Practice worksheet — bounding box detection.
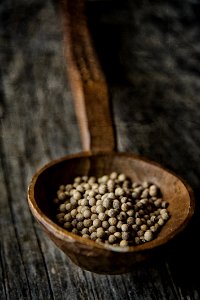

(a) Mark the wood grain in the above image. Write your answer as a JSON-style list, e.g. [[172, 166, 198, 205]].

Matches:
[[60, 0, 116, 153], [1, 0, 200, 299]]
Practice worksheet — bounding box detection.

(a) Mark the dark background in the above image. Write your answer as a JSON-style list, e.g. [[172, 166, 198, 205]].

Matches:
[[1, 0, 200, 299]]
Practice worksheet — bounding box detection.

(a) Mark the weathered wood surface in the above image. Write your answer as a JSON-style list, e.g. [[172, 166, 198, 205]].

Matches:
[[1, 0, 200, 299]]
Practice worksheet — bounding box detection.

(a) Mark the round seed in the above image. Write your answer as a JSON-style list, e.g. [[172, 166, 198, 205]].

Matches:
[[96, 205, 105, 214], [96, 228, 105, 238], [93, 219, 101, 228], [89, 198, 96, 206], [83, 219, 93, 228], [120, 240, 128, 247], [108, 226, 117, 234], [64, 213, 72, 222], [83, 210, 91, 219], [122, 232, 129, 240], [115, 187, 124, 196], [114, 232, 122, 239], [77, 222, 83, 230], [118, 173, 126, 182], [113, 199, 120, 209], [91, 214, 98, 221], [98, 218, 107, 229], [103, 198, 112, 209], [121, 224, 129, 232], [110, 172, 118, 180], [89, 226, 96, 233], [82, 228, 89, 235], [108, 217, 117, 226], [107, 209, 117, 217], [144, 230, 153, 241], [98, 212, 107, 221], [108, 235, 117, 244], [90, 232, 97, 240]]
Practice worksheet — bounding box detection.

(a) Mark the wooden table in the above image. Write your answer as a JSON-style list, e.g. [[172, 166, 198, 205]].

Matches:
[[1, 0, 200, 299]]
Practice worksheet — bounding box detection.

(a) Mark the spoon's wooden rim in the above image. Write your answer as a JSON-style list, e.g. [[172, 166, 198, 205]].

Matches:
[[28, 151, 195, 253]]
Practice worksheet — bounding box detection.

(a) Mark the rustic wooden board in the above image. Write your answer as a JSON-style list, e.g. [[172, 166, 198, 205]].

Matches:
[[1, 0, 200, 299]]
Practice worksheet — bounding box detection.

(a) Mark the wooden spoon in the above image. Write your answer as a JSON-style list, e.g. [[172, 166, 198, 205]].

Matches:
[[27, 0, 195, 274]]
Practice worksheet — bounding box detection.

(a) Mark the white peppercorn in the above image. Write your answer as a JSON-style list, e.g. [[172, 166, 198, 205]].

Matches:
[[96, 227, 105, 238], [144, 230, 153, 241], [122, 232, 129, 240], [65, 203, 72, 211], [118, 173, 126, 182], [108, 217, 117, 226], [107, 209, 117, 217], [77, 222, 84, 230], [115, 187, 124, 197], [127, 217, 134, 225], [137, 230, 144, 237], [76, 213, 84, 221], [64, 213, 72, 222], [121, 203, 129, 212], [83, 210, 91, 219], [113, 199, 120, 209], [91, 213, 98, 221], [102, 220, 109, 229], [88, 197, 96, 206], [88, 226, 96, 233], [83, 219, 93, 228], [121, 224, 129, 232], [114, 232, 122, 239], [108, 235, 117, 244], [154, 199, 162, 207], [158, 218, 165, 226], [108, 192, 115, 199], [132, 224, 139, 231], [98, 212, 107, 221], [141, 224, 148, 231], [93, 219, 101, 228], [87, 176, 96, 184], [127, 209, 134, 217], [82, 228, 89, 235], [103, 198, 112, 209], [108, 226, 117, 234], [91, 206, 96, 213], [110, 172, 118, 180], [117, 221, 123, 229], [161, 212, 169, 221], [120, 240, 128, 247], [135, 218, 142, 225], [149, 185, 158, 197], [70, 197, 77, 206], [71, 219, 78, 227], [98, 184, 107, 195], [58, 192, 66, 201], [90, 232, 97, 240], [117, 212, 127, 221], [96, 205, 105, 214]]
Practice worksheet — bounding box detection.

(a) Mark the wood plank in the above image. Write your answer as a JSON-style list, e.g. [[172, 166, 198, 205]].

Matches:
[[1, 0, 200, 299]]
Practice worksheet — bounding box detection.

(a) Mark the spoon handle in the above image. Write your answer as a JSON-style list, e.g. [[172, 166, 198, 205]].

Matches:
[[60, 0, 116, 153]]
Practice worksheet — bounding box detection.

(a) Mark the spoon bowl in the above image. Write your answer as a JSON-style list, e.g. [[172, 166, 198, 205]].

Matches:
[[28, 0, 195, 274], [28, 151, 194, 274]]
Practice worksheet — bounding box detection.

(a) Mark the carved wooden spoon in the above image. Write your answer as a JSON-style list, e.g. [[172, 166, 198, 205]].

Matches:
[[27, 0, 195, 274]]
